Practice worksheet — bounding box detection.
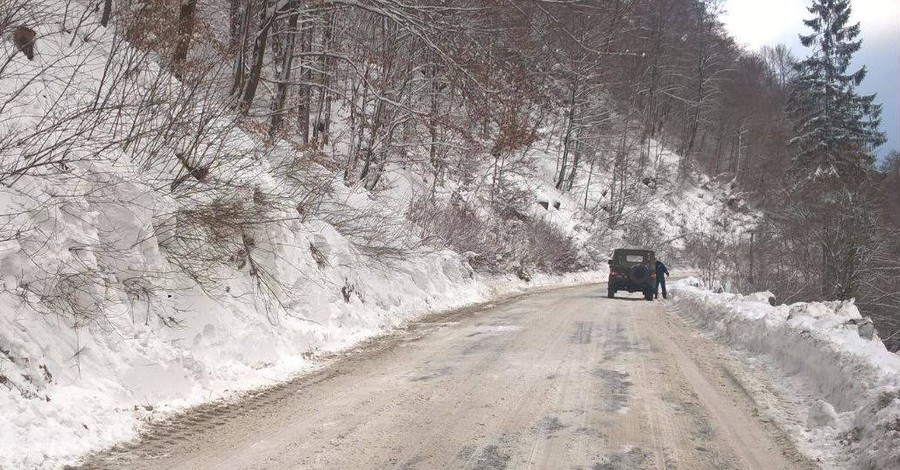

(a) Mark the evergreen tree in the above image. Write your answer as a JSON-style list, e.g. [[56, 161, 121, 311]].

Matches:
[[785, 0, 888, 302], [789, 0, 886, 180]]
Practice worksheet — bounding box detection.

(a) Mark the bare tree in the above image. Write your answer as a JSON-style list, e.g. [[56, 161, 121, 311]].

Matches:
[[172, 0, 198, 78]]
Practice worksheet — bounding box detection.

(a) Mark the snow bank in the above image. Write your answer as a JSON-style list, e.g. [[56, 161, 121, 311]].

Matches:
[[0, 168, 605, 469], [0, 213, 603, 470], [0, 192, 605, 470], [671, 278, 900, 469]]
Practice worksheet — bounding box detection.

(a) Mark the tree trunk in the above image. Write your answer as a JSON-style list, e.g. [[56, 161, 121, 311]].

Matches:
[[172, 0, 198, 79], [556, 83, 578, 190], [313, 10, 335, 145], [297, 22, 311, 144], [270, 4, 299, 136], [101, 0, 113, 27], [566, 139, 581, 191], [239, 0, 275, 114], [584, 152, 595, 210], [229, 0, 242, 52], [428, 62, 440, 171], [231, 0, 252, 97], [361, 17, 397, 191]]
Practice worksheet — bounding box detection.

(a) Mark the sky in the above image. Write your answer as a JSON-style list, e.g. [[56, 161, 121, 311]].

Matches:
[[720, 0, 900, 159]]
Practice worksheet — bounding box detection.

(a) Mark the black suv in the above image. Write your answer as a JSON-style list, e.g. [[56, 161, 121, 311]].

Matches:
[[607, 249, 656, 301]]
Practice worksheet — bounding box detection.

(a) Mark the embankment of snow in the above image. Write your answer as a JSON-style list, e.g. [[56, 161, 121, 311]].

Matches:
[[671, 278, 900, 469], [0, 229, 603, 470]]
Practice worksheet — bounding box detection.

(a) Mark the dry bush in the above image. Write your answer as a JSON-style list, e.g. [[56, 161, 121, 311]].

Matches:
[[18, 270, 107, 327], [118, 0, 181, 51], [408, 193, 585, 275], [622, 211, 668, 251], [0, 0, 32, 37], [315, 197, 423, 258], [270, 149, 338, 219], [407, 195, 508, 272], [523, 217, 580, 274], [683, 232, 730, 290], [162, 194, 271, 285], [158, 190, 310, 324]]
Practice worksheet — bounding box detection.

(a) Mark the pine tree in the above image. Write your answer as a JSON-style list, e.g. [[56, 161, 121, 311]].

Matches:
[[789, 0, 886, 180], [786, 0, 888, 302]]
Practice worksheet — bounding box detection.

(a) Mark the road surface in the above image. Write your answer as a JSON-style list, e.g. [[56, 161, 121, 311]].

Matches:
[[76, 284, 817, 470]]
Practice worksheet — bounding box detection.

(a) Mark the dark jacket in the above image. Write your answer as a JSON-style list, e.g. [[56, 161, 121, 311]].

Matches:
[[655, 261, 669, 277]]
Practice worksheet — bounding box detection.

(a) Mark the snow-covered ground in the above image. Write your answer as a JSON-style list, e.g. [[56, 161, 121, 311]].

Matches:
[[671, 278, 900, 469]]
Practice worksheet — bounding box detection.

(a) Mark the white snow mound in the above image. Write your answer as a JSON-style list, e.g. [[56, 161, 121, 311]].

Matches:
[[671, 279, 900, 469]]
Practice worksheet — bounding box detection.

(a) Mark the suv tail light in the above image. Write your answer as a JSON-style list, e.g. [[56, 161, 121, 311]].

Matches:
[[651, 272, 657, 280]]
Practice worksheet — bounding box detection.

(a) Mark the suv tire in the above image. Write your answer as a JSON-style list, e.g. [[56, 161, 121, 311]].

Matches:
[[630, 265, 651, 284]]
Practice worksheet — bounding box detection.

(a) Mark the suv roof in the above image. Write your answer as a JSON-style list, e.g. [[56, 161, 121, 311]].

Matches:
[[613, 248, 654, 255], [611, 249, 656, 265]]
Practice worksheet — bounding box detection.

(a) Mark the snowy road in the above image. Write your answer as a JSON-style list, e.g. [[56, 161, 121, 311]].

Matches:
[[77, 284, 818, 470]]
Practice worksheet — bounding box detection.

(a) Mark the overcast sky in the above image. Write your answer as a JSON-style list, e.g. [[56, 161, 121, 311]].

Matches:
[[720, 0, 900, 159]]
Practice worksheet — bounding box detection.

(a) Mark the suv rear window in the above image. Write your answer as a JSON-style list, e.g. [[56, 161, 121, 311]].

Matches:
[[625, 254, 644, 262]]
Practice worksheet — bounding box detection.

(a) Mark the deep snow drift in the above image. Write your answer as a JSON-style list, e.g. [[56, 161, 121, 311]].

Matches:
[[671, 278, 900, 469]]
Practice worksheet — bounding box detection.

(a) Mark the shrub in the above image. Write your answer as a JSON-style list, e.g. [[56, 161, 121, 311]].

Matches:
[[523, 217, 580, 274], [407, 195, 508, 272], [408, 195, 583, 275]]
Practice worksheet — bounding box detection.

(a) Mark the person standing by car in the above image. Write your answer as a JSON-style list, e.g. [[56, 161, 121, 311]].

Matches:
[[655, 260, 670, 299]]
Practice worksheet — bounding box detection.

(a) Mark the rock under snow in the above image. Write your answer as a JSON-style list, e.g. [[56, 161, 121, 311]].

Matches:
[[807, 399, 838, 428], [856, 317, 875, 341]]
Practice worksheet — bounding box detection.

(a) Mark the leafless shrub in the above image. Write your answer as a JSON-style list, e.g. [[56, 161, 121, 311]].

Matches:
[[684, 232, 730, 289], [156, 185, 318, 324], [523, 217, 580, 274], [0, 0, 31, 38], [116, 0, 180, 52], [268, 148, 337, 220], [407, 190, 587, 275], [18, 270, 107, 327], [622, 211, 668, 252], [319, 198, 424, 259], [407, 195, 507, 272], [161, 196, 265, 283]]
